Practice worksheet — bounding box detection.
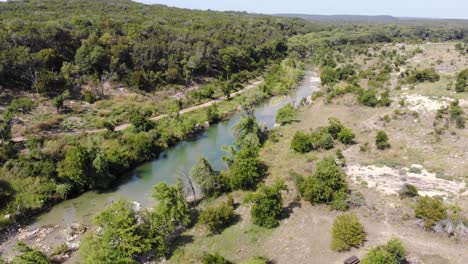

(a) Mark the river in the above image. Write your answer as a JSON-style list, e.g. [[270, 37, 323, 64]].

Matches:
[[0, 70, 320, 260]]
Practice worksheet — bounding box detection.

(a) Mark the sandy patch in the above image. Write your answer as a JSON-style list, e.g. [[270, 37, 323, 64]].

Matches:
[[346, 164, 467, 198], [399, 94, 449, 113]]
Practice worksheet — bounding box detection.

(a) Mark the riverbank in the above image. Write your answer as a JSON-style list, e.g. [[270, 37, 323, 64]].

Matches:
[[0, 63, 313, 261]]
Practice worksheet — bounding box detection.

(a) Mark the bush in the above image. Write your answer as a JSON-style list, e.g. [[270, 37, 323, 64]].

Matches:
[[327, 118, 344, 139], [362, 238, 407, 264], [246, 179, 287, 228], [318, 132, 334, 150], [206, 103, 220, 123], [455, 69, 467, 92], [398, 184, 418, 198], [198, 198, 235, 234], [12, 242, 50, 264], [321, 66, 338, 86], [414, 196, 447, 229], [202, 253, 231, 264], [375, 130, 390, 150], [408, 68, 440, 83], [331, 213, 366, 252], [358, 89, 379, 107], [291, 131, 312, 153], [337, 127, 355, 145], [276, 103, 295, 125], [297, 156, 348, 206]]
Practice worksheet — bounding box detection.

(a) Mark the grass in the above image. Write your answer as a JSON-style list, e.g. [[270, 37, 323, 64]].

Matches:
[[168, 204, 273, 263], [270, 95, 287, 106]]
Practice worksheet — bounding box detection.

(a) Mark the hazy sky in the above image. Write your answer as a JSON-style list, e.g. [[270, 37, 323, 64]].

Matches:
[[134, 0, 468, 19]]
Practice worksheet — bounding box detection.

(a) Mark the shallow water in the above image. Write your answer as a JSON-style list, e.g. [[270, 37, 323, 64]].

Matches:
[[0, 70, 319, 258]]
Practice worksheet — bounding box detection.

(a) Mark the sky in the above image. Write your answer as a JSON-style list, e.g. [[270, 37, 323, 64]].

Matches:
[[134, 0, 468, 19]]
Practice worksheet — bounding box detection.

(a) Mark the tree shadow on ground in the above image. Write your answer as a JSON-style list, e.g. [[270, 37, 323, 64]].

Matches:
[[283, 199, 302, 219]]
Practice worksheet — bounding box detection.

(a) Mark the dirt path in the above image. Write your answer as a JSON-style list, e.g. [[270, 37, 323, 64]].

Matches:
[[10, 79, 263, 142]]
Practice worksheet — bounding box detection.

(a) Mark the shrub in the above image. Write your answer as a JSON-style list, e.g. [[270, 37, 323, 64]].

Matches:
[[455, 68, 467, 92], [398, 184, 418, 198], [202, 253, 230, 264], [327, 118, 344, 139], [331, 213, 366, 252], [246, 179, 287, 228], [318, 132, 334, 150], [199, 198, 235, 233], [276, 103, 295, 125], [375, 130, 390, 150], [291, 131, 312, 153], [358, 89, 379, 107], [362, 238, 407, 264], [408, 68, 440, 83], [337, 127, 355, 145], [12, 242, 50, 264], [321, 66, 338, 86], [414, 196, 447, 229], [297, 156, 348, 205], [192, 158, 227, 197], [206, 103, 220, 123]]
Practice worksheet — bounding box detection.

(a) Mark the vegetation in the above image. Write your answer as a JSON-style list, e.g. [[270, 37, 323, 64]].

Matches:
[[291, 118, 356, 154], [202, 253, 231, 264], [198, 197, 236, 234], [361, 238, 407, 264], [375, 130, 391, 150], [11, 242, 50, 264], [275, 103, 296, 125], [455, 69, 468, 92], [192, 158, 227, 197], [80, 182, 190, 263], [245, 179, 288, 228], [331, 213, 366, 252], [398, 184, 419, 198], [291, 131, 313, 153], [414, 196, 447, 229], [296, 156, 349, 207]]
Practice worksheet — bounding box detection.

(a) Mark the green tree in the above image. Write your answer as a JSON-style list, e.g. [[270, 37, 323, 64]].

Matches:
[[291, 131, 312, 153], [246, 179, 287, 228], [331, 213, 366, 252], [276, 103, 295, 125], [57, 145, 91, 190], [152, 182, 191, 228], [297, 156, 348, 205], [375, 130, 390, 150], [228, 146, 265, 190], [191, 157, 227, 196], [232, 113, 263, 148], [80, 200, 150, 264]]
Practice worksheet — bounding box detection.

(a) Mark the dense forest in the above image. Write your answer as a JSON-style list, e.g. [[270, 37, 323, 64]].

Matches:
[[0, 0, 468, 245], [0, 0, 314, 95]]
